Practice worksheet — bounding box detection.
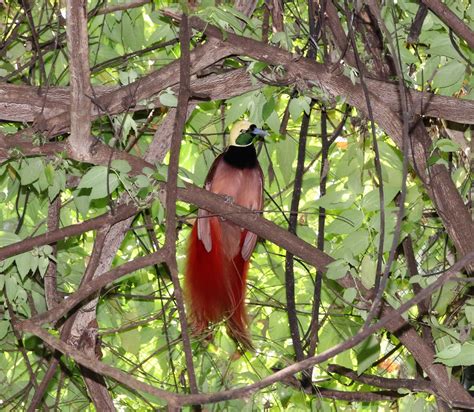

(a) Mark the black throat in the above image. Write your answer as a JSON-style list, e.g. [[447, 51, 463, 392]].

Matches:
[[223, 144, 258, 169]]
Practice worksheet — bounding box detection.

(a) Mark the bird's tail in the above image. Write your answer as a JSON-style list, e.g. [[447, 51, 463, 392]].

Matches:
[[185, 217, 228, 331], [226, 245, 252, 351], [185, 218, 252, 350]]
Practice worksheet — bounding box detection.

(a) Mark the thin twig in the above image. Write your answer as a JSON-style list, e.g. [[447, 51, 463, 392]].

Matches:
[[364, 0, 410, 328], [284, 101, 314, 371]]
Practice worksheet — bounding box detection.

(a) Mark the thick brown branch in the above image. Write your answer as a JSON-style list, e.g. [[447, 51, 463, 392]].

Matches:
[[95, 0, 151, 15], [20, 322, 182, 408], [313, 388, 401, 402], [44, 40, 233, 136], [163, 13, 199, 396], [0, 134, 66, 161], [19, 248, 169, 329], [66, 0, 94, 160], [20, 252, 474, 408], [168, 11, 472, 271], [3, 70, 474, 127], [0, 204, 138, 261], [328, 364, 435, 393], [325, 0, 358, 68], [0, 68, 262, 124], [407, 4, 429, 44], [65, 2, 113, 404]]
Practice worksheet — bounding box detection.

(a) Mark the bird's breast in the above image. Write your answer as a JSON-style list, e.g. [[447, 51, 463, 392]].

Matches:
[[208, 160, 262, 260], [209, 161, 262, 211]]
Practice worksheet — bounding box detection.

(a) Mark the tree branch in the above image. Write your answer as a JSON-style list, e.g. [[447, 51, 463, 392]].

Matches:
[[20, 251, 474, 408], [163, 13, 199, 398], [327, 364, 435, 393]]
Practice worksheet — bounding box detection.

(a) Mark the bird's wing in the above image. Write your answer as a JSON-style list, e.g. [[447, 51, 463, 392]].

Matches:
[[241, 231, 257, 262], [196, 154, 224, 252], [241, 164, 264, 261], [197, 207, 211, 252]]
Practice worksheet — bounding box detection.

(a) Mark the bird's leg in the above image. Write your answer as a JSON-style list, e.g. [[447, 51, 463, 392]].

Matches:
[[219, 195, 234, 221], [223, 194, 234, 204]]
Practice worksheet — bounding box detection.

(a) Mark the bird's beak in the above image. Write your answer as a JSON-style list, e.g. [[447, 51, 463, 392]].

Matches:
[[252, 128, 269, 139]]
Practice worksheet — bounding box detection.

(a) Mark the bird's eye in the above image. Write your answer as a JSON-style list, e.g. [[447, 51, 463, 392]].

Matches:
[[240, 129, 245, 133]]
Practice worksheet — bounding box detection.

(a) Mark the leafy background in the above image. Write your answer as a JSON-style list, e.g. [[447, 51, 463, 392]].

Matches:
[[0, 0, 473, 410]]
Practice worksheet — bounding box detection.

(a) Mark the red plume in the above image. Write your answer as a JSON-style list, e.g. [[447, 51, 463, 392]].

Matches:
[[185, 150, 263, 350], [185, 216, 252, 349]]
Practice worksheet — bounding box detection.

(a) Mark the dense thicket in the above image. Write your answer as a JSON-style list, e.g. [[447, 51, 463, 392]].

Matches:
[[0, 1, 473, 410]]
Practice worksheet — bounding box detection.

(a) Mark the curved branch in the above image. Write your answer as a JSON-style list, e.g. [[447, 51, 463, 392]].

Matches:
[[20, 251, 474, 408]]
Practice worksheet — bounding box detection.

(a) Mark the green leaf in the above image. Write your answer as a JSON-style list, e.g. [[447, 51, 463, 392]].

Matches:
[[74, 193, 90, 217], [361, 185, 399, 212], [360, 255, 376, 289], [48, 169, 65, 201], [252, 61, 268, 75], [78, 166, 107, 189], [19, 158, 43, 185], [0, 231, 21, 247], [432, 281, 459, 316], [434, 138, 461, 153], [91, 175, 119, 199], [135, 174, 150, 188], [343, 288, 357, 304], [120, 328, 141, 356], [465, 306, 474, 324], [111, 160, 132, 174], [265, 110, 281, 134], [427, 153, 447, 167], [422, 32, 466, 61], [357, 335, 380, 374], [341, 230, 369, 257], [248, 91, 265, 126], [288, 96, 310, 121], [262, 97, 275, 120], [271, 31, 291, 49], [7, 42, 26, 59], [436, 342, 461, 360], [276, 137, 296, 185], [205, 7, 247, 33], [326, 209, 364, 235], [78, 166, 120, 199], [44, 163, 55, 185], [268, 310, 290, 341], [0, 232, 20, 271], [151, 199, 164, 224], [326, 259, 347, 280], [38, 257, 49, 278], [159, 92, 178, 108], [314, 189, 355, 210], [5, 275, 18, 301], [434, 342, 474, 366], [432, 60, 465, 88], [225, 93, 252, 127], [15, 253, 32, 280], [0, 320, 9, 340]]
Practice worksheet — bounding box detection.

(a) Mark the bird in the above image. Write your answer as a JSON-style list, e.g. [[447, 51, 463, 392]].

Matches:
[[185, 120, 267, 350]]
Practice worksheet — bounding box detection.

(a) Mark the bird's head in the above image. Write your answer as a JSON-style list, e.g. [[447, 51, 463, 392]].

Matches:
[[229, 120, 269, 147]]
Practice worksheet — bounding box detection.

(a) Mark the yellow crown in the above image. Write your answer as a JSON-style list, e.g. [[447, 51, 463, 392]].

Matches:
[[229, 120, 251, 146]]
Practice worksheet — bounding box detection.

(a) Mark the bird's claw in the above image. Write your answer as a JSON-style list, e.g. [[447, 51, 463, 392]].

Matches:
[[223, 195, 234, 204]]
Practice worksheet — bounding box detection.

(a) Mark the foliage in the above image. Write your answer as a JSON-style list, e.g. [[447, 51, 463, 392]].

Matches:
[[0, 0, 473, 410]]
